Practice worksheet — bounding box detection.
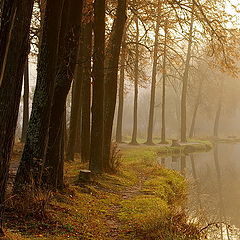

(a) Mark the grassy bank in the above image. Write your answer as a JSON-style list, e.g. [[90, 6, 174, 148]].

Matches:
[[213, 137, 240, 144], [120, 139, 212, 156], [3, 146, 201, 240]]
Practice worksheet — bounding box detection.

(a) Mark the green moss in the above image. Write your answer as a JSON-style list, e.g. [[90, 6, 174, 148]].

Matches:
[[119, 195, 169, 230], [120, 139, 212, 159], [143, 168, 186, 204], [6, 145, 200, 240]]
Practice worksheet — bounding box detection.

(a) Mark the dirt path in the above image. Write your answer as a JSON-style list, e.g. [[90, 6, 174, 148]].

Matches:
[[105, 169, 151, 239]]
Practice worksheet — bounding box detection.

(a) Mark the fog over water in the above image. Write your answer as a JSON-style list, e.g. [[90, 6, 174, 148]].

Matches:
[[160, 143, 240, 239]]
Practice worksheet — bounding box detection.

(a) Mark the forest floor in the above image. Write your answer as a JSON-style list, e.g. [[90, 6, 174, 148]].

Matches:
[[2, 141, 209, 240]]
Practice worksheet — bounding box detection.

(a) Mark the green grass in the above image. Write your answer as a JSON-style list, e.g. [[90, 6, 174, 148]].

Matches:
[[121, 139, 212, 158], [4, 146, 201, 240]]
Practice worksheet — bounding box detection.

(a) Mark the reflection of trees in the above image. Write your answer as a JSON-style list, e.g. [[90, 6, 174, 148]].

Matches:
[[164, 146, 240, 239], [172, 155, 178, 171], [181, 155, 186, 176], [190, 149, 231, 239], [190, 154, 202, 211], [161, 158, 165, 167], [214, 145, 230, 240]]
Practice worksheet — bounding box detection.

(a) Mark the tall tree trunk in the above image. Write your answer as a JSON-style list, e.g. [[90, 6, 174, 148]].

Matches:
[[180, 2, 194, 142], [213, 98, 222, 138], [213, 80, 223, 139], [75, 107, 82, 154], [80, 7, 93, 163], [0, 0, 34, 235], [15, 0, 64, 189], [89, 0, 105, 173], [115, 32, 126, 144], [190, 154, 202, 210], [189, 78, 203, 138], [174, 93, 181, 137], [63, 107, 68, 155], [21, 59, 30, 143], [45, 0, 83, 189], [189, 102, 199, 139], [0, 0, 17, 86], [146, 0, 161, 145], [130, 17, 139, 145], [0, 0, 4, 16], [103, 0, 127, 170], [67, 50, 83, 161], [57, 121, 65, 188], [160, 19, 168, 144]]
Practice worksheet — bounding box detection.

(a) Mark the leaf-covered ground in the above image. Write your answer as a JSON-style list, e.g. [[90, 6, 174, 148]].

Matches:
[[3, 144, 202, 240]]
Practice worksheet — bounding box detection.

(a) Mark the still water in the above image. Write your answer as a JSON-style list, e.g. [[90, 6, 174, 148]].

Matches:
[[160, 143, 240, 239]]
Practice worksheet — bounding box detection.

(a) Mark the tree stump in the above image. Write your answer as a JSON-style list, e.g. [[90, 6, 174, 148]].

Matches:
[[79, 170, 91, 183], [171, 139, 180, 147]]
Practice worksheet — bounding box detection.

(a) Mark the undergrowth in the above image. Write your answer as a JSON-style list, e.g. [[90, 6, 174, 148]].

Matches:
[[3, 145, 201, 240]]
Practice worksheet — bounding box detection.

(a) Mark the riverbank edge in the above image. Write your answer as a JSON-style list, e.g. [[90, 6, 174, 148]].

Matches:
[[3, 145, 200, 240], [120, 139, 213, 156]]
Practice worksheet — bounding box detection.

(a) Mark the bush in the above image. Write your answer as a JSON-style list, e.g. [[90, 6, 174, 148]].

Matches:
[[6, 185, 52, 220]]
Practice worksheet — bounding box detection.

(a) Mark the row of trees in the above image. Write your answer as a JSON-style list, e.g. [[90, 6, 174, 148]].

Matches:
[[113, 0, 239, 144], [0, 0, 239, 236]]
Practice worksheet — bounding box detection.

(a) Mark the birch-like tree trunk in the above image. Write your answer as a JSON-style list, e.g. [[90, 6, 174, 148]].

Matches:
[[146, 0, 162, 145], [130, 16, 139, 145], [180, 2, 194, 142]]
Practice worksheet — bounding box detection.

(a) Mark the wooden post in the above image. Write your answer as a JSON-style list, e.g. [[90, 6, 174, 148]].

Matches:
[[79, 170, 91, 183]]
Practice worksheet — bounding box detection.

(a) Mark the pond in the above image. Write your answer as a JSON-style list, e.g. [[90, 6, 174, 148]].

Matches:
[[159, 143, 240, 239]]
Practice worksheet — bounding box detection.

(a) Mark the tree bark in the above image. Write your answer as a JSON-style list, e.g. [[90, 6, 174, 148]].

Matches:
[[0, 0, 17, 86], [130, 17, 139, 145], [213, 98, 222, 138], [21, 59, 30, 143], [89, 0, 105, 173], [80, 9, 92, 163], [0, 0, 34, 235], [180, 2, 194, 142], [103, 0, 127, 170], [63, 107, 68, 155], [160, 19, 168, 144], [146, 0, 161, 145], [115, 32, 126, 144], [58, 122, 65, 188], [189, 78, 203, 138], [15, 0, 64, 189], [0, 0, 4, 16], [45, 0, 83, 189], [75, 106, 82, 154], [67, 50, 83, 161]]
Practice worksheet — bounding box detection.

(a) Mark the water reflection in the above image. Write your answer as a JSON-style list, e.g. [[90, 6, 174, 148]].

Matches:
[[213, 145, 230, 240], [159, 143, 240, 239], [172, 155, 178, 171], [190, 154, 202, 211], [161, 157, 165, 166], [180, 155, 186, 176]]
